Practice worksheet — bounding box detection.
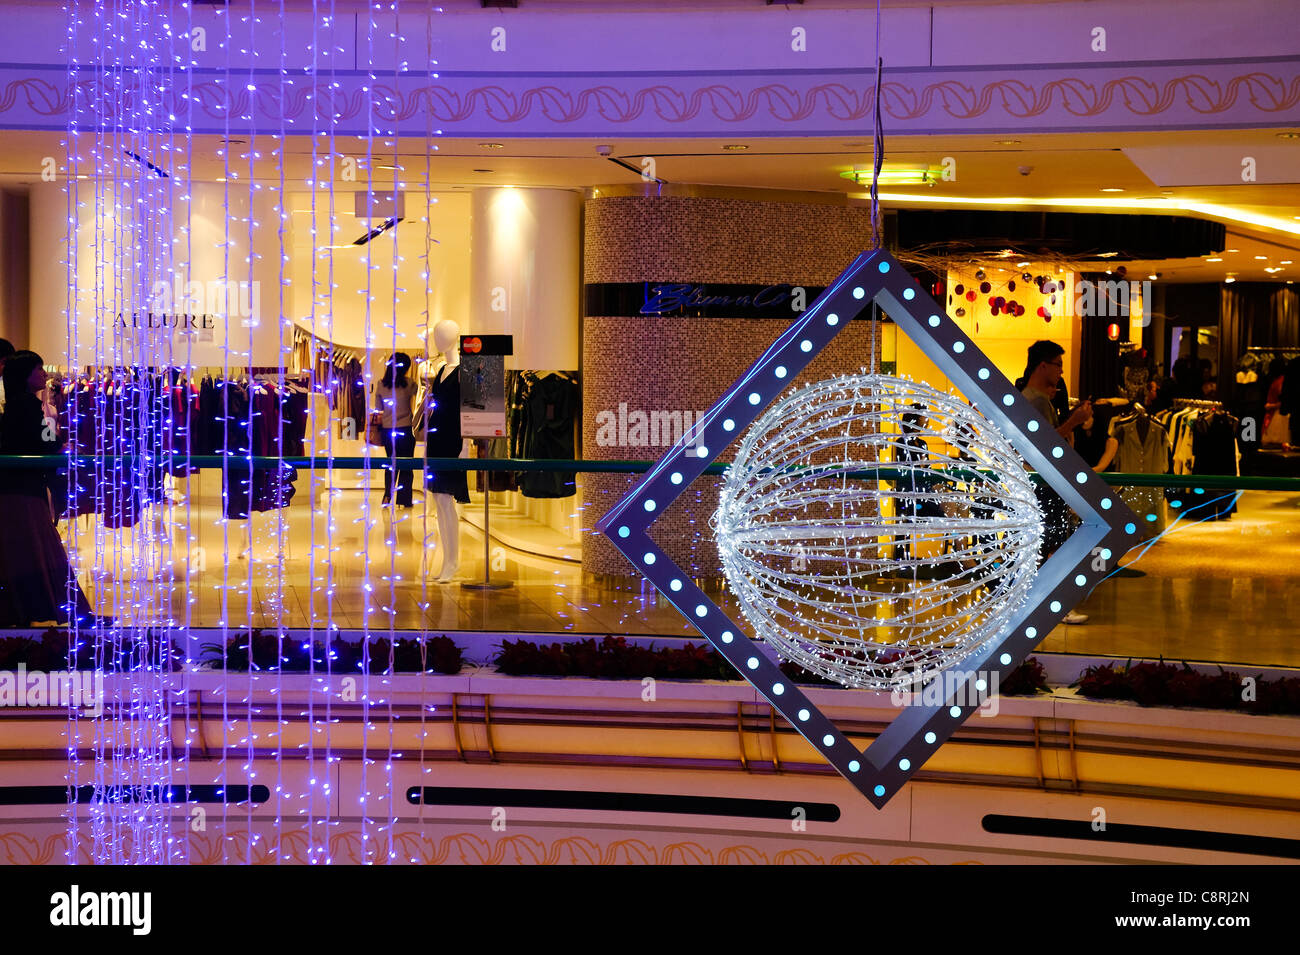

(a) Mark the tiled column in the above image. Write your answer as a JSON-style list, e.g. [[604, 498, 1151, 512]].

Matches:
[[582, 190, 881, 580]]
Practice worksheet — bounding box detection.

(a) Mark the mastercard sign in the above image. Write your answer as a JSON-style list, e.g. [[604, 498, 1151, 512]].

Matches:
[[462, 336, 482, 354]]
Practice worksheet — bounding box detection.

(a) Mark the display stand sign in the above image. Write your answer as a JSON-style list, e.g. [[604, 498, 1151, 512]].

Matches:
[[459, 334, 512, 438]]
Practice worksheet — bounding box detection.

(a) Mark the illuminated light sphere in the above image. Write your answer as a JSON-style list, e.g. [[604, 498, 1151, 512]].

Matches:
[[713, 374, 1043, 691]]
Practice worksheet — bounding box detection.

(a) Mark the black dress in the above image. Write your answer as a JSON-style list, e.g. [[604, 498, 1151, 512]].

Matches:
[[0, 392, 94, 625], [423, 365, 469, 503]]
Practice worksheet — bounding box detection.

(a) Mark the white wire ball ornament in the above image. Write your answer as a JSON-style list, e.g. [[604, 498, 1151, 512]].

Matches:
[[713, 373, 1044, 691]]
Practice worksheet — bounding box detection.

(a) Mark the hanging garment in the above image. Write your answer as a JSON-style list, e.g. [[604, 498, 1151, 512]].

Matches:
[[1191, 411, 1240, 519], [518, 372, 579, 499], [473, 437, 513, 492], [1112, 414, 1171, 538], [423, 364, 468, 503]]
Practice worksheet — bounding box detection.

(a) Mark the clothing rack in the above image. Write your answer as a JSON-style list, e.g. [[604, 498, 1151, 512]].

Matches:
[[293, 324, 363, 364], [1171, 397, 1223, 411]]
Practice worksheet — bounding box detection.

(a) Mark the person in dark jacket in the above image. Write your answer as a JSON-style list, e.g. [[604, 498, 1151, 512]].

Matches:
[[0, 350, 97, 626]]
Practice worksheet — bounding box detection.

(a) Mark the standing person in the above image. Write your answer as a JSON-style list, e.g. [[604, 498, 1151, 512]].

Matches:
[[374, 352, 418, 507], [1021, 340, 1092, 624], [0, 350, 96, 626], [0, 338, 15, 416]]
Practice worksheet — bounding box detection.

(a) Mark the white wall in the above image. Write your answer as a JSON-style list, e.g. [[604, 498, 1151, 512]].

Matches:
[[287, 189, 471, 355], [30, 181, 285, 369], [470, 187, 581, 371]]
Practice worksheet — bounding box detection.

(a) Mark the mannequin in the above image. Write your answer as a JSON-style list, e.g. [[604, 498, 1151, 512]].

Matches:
[[423, 319, 470, 582]]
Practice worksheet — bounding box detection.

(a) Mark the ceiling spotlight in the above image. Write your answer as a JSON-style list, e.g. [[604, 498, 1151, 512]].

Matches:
[[1282, 260, 1294, 265], [1148, 274, 1159, 281], [478, 143, 504, 149], [993, 139, 1021, 145], [1100, 187, 1125, 193], [722, 144, 749, 151], [1277, 132, 1300, 139], [1226, 248, 1240, 252], [1265, 267, 1283, 273], [1254, 255, 1268, 260], [1205, 257, 1223, 262], [1225, 276, 1237, 283]]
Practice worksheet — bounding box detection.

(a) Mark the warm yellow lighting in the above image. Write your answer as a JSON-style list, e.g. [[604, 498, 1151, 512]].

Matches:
[[868, 193, 1300, 237], [843, 164, 943, 187], [1205, 257, 1223, 262], [1100, 187, 1125, 193]]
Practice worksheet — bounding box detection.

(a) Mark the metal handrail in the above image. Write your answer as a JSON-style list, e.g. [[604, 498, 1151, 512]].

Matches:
[[0, 454, 1293, 491]]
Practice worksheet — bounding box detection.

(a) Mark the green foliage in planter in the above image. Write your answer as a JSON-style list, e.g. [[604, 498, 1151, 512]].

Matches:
[[1076, 660, 1300, 715], [201, 631, 463, 675], [0, 630, 181, 672], [494, 636, 733, 680], [999, 657, 1049, 696]]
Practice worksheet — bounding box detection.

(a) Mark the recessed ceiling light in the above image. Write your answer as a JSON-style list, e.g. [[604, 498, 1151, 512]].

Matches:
[[375, 163, 403, 171], [993, 139, 1021, 145], [1100, 187, 1124, 192], [1226, 248, 1239, 252], [722, 144, 749, 151], [1205, 257, 1223, 262], [1282, 260, 1294, 265], [1225, 276, 1236, 283], [1265, 267, 1283, 273], [1254, 255, 1268, 260], [1277, 132, 1300, 139], [1148, 274, 1158, 281], [478, 143, 504, 149]]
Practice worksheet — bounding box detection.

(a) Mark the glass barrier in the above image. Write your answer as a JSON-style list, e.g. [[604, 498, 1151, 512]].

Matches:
[[0, 455, 1294, 672]]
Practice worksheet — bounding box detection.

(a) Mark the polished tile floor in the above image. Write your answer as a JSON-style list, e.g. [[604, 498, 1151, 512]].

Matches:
[[61, 468, 1300, 669]]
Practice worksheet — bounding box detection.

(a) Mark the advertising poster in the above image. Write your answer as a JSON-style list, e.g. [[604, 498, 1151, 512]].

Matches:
[[459, 334, 513, 437]]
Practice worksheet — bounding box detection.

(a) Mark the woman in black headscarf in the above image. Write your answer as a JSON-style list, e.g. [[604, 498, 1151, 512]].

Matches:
[[0, 350, 96, 626]]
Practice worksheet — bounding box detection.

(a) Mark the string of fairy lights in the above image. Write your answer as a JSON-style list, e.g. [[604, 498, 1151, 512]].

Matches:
[[58, 0, 442, 865]]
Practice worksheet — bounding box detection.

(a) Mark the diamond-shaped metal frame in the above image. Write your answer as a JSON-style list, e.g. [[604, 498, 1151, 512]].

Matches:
[[596, 248, 1143, 808]]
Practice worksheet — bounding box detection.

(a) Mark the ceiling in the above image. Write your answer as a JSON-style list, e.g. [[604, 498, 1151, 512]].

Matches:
[[3, 126, 1297, 283]]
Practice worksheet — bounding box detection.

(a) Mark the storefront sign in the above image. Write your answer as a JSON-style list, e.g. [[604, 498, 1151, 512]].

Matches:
[[113, 312, 220, 341], [459, 334, 512, 437], [584, 282, 831, 319]]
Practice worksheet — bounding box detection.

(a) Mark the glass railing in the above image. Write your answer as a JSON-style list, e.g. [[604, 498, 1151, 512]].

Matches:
[[0, 455, 1293, 672]]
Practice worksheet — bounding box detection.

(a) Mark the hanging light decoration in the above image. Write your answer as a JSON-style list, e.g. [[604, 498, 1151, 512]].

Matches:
[[714, 374, 1042, 691]]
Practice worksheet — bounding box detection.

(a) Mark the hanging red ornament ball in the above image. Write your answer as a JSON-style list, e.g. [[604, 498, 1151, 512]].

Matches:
[[955, 307, 966, 316], [975, 269, 986, 280], [980, 281, 991, 293], [1016, 304, 1026, 316], [990, 304, 1000, 315], [954, 284, 965, 294], [966, 290, 977, 301], [1036, 306, 1047, 318], [1008, 280, 1016, 291]]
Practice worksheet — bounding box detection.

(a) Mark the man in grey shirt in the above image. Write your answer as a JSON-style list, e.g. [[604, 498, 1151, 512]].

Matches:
[[1021, 340, 1092, 624]]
